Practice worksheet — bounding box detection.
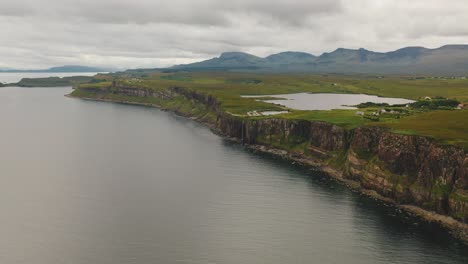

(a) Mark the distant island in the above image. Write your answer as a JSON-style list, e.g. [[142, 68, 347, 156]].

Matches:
[[0, 65, 111, 73]]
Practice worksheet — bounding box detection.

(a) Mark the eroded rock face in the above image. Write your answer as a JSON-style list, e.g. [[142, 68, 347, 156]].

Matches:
[[216, 116, 346, 151], [111, 82, 174, 100], [243, 119, 312, 145], [456, 158, 468, 189], [217, 104, 467, 222], [310, 122, 346, 151], [350, 126, 385, 152], [347, 127, 468, 221], [172, 86, 221, 112]]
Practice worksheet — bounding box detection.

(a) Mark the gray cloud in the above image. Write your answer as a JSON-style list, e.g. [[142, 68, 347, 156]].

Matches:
[[0, 0, 467, 69], [1, 0, 342, 25]]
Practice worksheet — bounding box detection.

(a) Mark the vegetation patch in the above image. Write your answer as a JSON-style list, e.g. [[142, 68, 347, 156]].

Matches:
[[382, 110, 468, 149], [355, 102, 391, 108], [327, 149, 349, 169], [354, 148, 376, 160], [410, 97, 460, 109]]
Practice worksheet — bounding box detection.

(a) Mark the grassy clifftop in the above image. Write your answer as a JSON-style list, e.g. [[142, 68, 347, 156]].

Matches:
[[72, 71, 468, 149]]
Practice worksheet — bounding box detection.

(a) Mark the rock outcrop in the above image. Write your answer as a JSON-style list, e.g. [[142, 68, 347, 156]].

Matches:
[[347, 127, 467, 222]]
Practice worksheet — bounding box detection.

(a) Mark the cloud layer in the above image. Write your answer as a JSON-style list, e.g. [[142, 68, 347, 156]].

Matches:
[[1, 0, 468, 69]]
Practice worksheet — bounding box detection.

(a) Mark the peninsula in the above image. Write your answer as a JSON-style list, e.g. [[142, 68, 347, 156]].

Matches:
[[69, 70, 468, 243]]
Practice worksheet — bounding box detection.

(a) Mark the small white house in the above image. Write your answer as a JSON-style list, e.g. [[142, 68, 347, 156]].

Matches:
[[247, 111, 261, 116], [356, 111, 365, 116]]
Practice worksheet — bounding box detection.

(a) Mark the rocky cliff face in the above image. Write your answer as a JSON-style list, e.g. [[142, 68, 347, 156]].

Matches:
[[112, 82, 174, 100], [215, 113, 467, 222], [215, 115, 346, 150], [80, 84, 468, 223], [347, 127, 468, 222]]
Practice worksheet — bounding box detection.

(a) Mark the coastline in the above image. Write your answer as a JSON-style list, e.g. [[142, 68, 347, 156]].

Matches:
[[66, 93, 468, 245]]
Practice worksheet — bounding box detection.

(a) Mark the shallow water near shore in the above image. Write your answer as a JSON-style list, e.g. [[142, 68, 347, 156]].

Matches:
[[0, 86, 466, 264]]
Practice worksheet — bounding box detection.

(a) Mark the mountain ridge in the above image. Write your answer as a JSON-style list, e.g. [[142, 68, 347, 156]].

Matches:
[[172, 45, 468, 75]]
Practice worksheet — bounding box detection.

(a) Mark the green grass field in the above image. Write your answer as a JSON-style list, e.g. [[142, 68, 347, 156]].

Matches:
[[381, 110, 468, 148], [151, 72, 468, 101]]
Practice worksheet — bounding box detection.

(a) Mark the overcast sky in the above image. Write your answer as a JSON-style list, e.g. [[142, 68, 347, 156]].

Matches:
[[1, 0, 468, 69]]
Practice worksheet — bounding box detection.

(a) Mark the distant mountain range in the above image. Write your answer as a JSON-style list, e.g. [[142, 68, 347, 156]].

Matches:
[[0, 65, 111, 73], [172, 45, 468, 75]]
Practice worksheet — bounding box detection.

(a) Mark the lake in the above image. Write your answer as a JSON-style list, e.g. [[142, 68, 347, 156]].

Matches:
[[0, 86, 466, 264], [243, 93, 415, 110], [0, 72, 104, 84]]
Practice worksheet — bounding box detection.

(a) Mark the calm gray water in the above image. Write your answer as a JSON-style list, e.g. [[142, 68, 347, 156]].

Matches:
[[0, 87, 466, 264], [243, 93, 415, 110]]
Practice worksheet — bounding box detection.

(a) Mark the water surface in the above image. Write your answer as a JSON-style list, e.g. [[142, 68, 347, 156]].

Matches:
[[0, 87, 466, 264], [243, 93, 415, 110]]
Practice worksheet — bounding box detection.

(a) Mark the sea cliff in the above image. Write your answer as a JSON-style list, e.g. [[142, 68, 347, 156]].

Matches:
[[70, 83, 468, 242]]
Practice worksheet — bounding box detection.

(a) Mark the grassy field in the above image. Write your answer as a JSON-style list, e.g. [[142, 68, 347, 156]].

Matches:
[[381, 110, 468, 148], [150, 72, 468, 101], [74, 71, 468, 149]]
